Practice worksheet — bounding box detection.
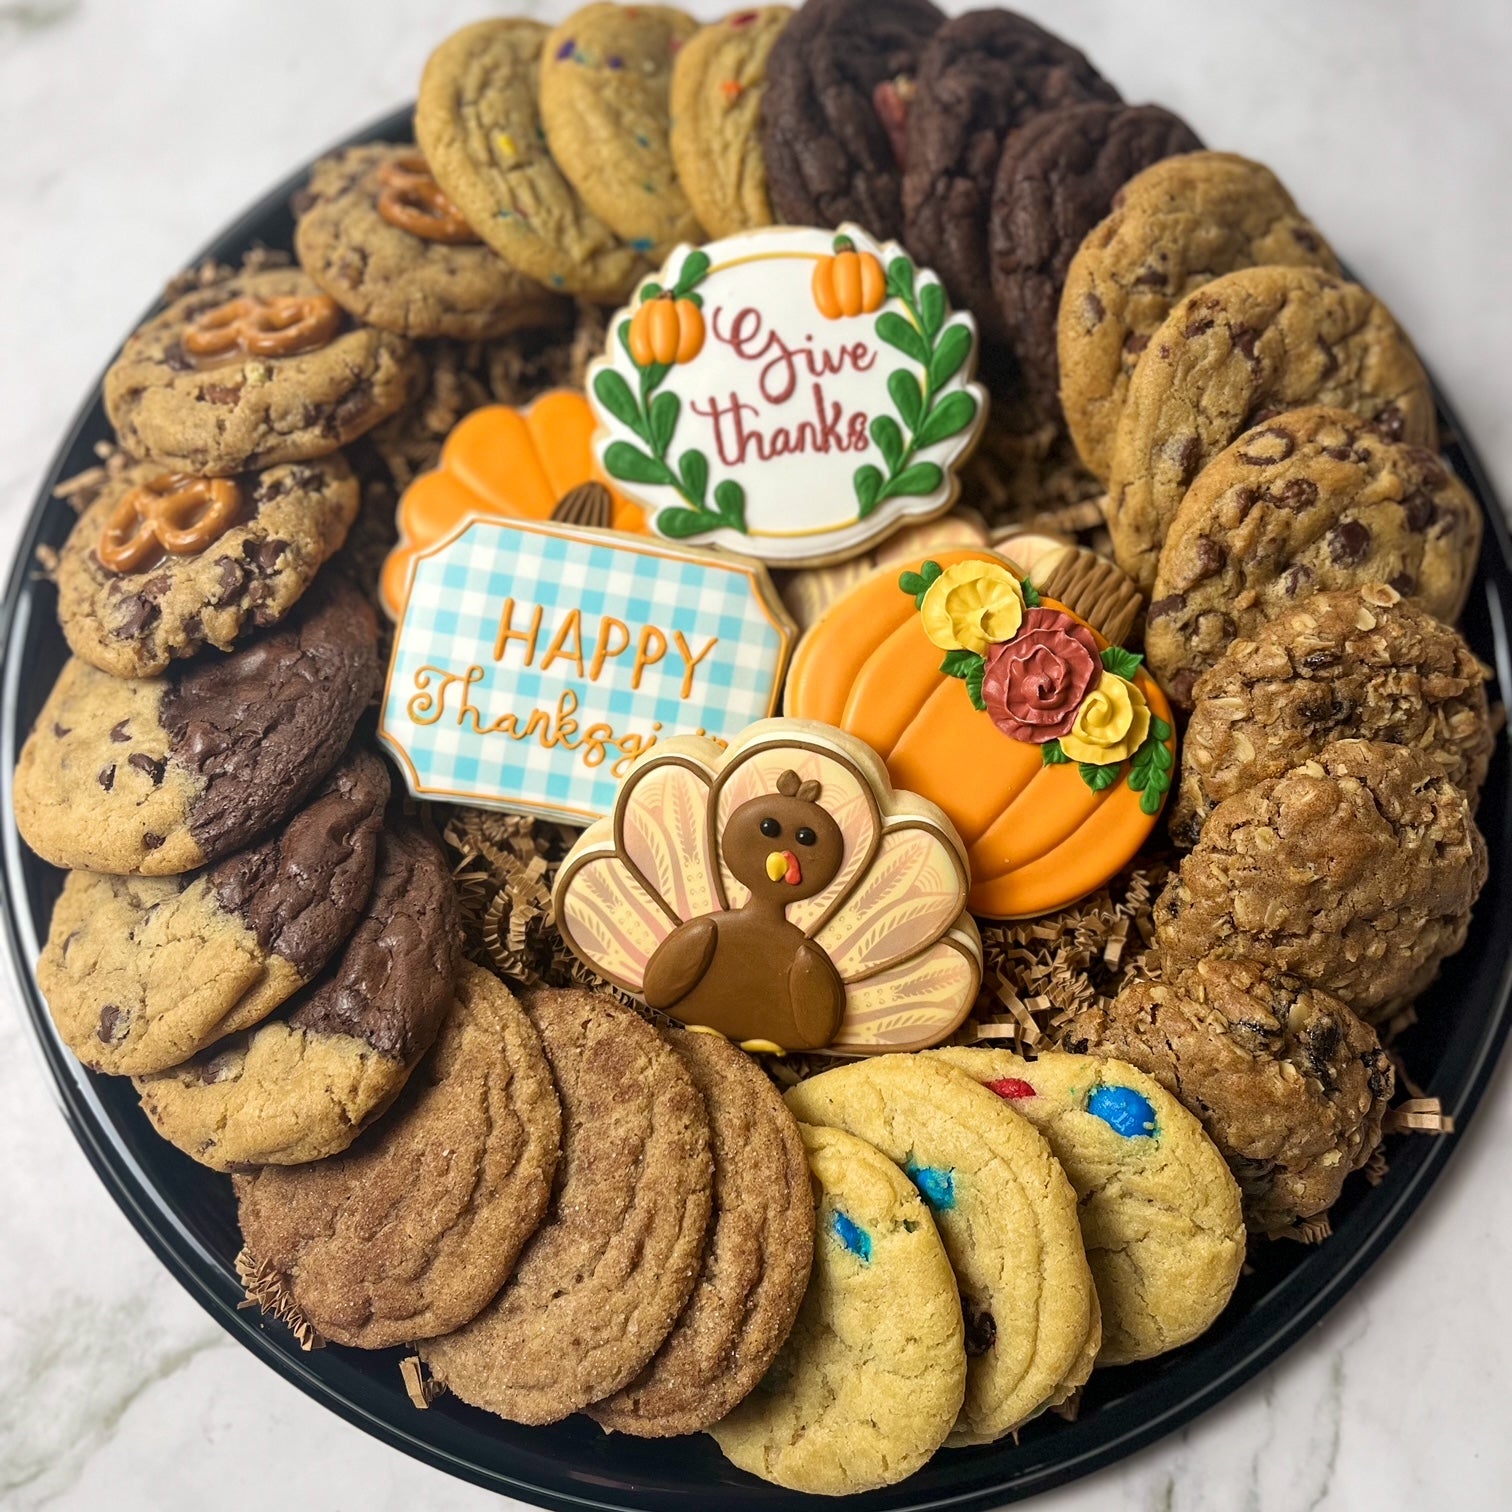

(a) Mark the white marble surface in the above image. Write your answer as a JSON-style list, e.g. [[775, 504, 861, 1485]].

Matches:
[[2, 3, 1510, 1508]]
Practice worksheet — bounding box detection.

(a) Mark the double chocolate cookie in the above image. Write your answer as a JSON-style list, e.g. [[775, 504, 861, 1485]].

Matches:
[[988, 100, 1202, 401], [294, 143, 569, 341], [37, 747, 388, 1076], [55, 455, 359, 678], [135, 822, 462, 1169], [104, 268, 419, 476], [234, 962, 561, 1349], [902, 9, 1120, 337], [760, 0, 944, 239]]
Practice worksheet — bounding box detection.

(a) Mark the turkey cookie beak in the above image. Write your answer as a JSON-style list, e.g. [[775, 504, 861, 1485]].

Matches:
[[766, 850, 802, 885]]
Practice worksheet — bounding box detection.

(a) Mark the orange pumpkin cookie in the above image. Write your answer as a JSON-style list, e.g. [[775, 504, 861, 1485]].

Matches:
[[786, 548, 1177, 919], [380, 389, 642, 618]]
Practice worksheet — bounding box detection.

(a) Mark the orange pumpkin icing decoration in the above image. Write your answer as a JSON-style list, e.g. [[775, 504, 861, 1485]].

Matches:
[[786, 548, 1177, 920], [811, 235, 886, 319], [380, 390, 644, 619], [628, 291, 706, 367]]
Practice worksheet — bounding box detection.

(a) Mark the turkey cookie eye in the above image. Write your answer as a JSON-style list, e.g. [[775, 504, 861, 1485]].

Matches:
[[795, 826, 817, 846], [760, 816, 782, 838]]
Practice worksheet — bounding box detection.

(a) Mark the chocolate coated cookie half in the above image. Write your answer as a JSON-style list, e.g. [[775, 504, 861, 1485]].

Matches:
[[902, 9, 1120, 338], [134, 822, 462, 1169], [760, 0, 944, 239], [1067, 958, 1394, 1235], [55, 454, 359, 679], [590, 1030, 814, 1437], [422, 987, 713, 1426], [988, 101, 1201, 403], [38, 747, 388, 1076], [234, 962, 561, 1349], [104, 268, 419, 476], [15, 575, 380, 875]]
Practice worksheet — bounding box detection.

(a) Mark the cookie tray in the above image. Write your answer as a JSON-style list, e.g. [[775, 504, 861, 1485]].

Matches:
[[3, 106, 1510, 1512]]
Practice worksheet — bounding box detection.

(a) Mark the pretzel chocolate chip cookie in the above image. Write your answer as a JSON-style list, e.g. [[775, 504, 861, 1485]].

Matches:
[[1106, 266, 1436, 593], [104, 268, 419, 476]]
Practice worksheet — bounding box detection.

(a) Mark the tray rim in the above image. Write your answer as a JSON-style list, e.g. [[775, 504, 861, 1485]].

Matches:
[[3, 102, 1510, 1512]]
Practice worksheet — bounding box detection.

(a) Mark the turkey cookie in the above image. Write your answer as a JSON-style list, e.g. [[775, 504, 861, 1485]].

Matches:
[[539, 5, 701, 258], [293, 143, 569, 341], [1146, 406, 1483, 705], [932, 1047, 1244, 1366], [760, 0, 943, 239], [134, 822, 461, 1170], [1154, 739, 1487, 1021], [415, 19, 647, 302], [55, 454, 359, 678], [422, 987, 713, 1425], [1067, 959, 1394, 1235], [1106, 266, 1436, 593], [988, 101, 1202, 403], [590, 1029, 813, 1437], [668, 7, 792, 239], [104, 268, 418, 476], [785, 550, 1177, 919], [1172, 587, 1494, 846], [709, 1122, 965, 1495], [553, 719, 983, 1055], [1059, 151, 1340, 481], [234, 962, 561, 1349], [37, 748, 388, 1077], [902, 10, 1120, 338], [786, 1056, 1097, 1444], [14, 575, 380, 875]]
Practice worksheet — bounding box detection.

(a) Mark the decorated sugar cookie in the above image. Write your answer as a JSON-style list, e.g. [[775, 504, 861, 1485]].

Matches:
[[786, 550, 1177, 919], [587, 224, 987, 567], [553, 718, 983, 1055]]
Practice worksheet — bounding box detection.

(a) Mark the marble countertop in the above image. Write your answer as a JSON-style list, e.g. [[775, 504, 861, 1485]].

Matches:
[[2, 2, 1510, 1508]]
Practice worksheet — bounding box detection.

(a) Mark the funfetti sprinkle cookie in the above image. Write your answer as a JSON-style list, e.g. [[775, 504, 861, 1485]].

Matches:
[[553, 717, 982, 1055], [586, 224, 987, 567], [786, 548, 1177, 919], [931, 1047, 1246, 1366]]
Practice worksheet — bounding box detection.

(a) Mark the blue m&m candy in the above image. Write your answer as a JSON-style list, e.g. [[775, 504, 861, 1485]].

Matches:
[[1087, 1084, 1157, 1139]]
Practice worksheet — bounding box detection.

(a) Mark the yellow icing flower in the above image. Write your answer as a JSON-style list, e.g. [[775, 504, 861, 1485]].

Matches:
[[919, 562, 1026, 655], [1059, 674, 1151, 765]]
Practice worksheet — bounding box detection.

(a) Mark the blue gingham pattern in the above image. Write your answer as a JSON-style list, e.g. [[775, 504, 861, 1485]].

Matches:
[[380, 520, 790, 823]]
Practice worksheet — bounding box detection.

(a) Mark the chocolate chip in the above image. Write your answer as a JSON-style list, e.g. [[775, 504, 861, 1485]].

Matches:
[[964, 1309, 998, 1357], [1327, 520, 1372, 565], [1133, 268, 1167, 289], [1177, 435, 1203, 484], [110, 720, 131, 742], [128, 752, 166, 785], [1192, 535, 1227, 581], [53, 721, 71, 739], [213, 556, 247, 605], [1235, 426, 1295, 467], [1402, 492, 1435, 532], [1123, 330, 1150, 358], [97, 1005, 126, 1044], [1232, 325, 1261, 366], [1148, 594, 1185, 623], [1389, 572, 1417, 595], [142, 832, 164, 850], [113, 594, 159, 638], [1182, 317, 1214, 340], [98, 764, 115, 791], [324, 380, 375, 436], [203, 382, 242, 406], [254, 538, 288, 573], [1372, 404, 1406, 442], [1275, 478, 1318, 511], [1300, 649, 1341, 672], [1314, 334, 1340, 381], [1082, 291, 1105, 325], [164, 342, 194, 373], [1292, 226, 1320, 253]]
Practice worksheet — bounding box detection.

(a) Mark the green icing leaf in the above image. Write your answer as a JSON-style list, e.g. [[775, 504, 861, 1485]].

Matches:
[[1125, 727, 1174, 813], [678, 449, 708, 509], [1078, 761, 1122, 793], [1151, 717, 1173, 742], [914, 391, 978, 449], [648, 390, 680, 453], [965, 658, 986, 711], [939, 648, 982, 681], [1041, 739, 1069, 765], [919, 281, 946, 339], [871, 415, 905, 473], [1140, 785, 1165, 816], [899, 558, 944, 605], [927, 325, 972, 389], [593, 369, 646, 439], [855, 464, 884, 517], [1021, 578, 1042, 608], [638, 282, 663, 303], [1100, 645, 1144, 681], [876, 311, 929, 364], [889, 369, 924, 430], [604, 440, 671, 487], [885, 255, 915, 302], [674, 250, 710, 294], [713, 479, 747, 532], [884, 461, 944, 499], [658, 507, 720, 539]]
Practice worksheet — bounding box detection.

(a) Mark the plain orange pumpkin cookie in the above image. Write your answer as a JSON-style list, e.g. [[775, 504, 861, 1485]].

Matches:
[[787, 548, 1176, 919]]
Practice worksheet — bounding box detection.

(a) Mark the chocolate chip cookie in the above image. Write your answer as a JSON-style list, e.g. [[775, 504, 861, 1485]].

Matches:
[[104, 268, 419, 476], [669, 7, 792, 239], [294, 143, 569, 341], [1171, 586, 1493, 845], [37, 747, 388, 1076], [134, 822, 462, 1169], [1154, 739, 1487, 1021], [1059, 152, 1339, 481], [590, 1029, 813, 1438], [55, 455, 359, 678], [421, 987, 713, 1425], [539, 4, 701, 258], [1147, 407, 1482, 704], [234, 962, 560, 1348], [1106, 267, 1436, 593], [1066, 958, 1394, 1235], [15, 575, 379, 875], [902, 10, 1120, 338], [760, 0, 944, 239], [416, 19, 648, 302], [989, 101, 1202, 402]]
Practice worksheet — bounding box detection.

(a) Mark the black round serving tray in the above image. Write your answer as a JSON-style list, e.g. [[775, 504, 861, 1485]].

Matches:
[[3, 105, 1510, 1512]]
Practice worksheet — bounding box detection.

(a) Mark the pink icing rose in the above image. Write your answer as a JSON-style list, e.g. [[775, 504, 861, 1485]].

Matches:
[[982, 607, 1102, 743]]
